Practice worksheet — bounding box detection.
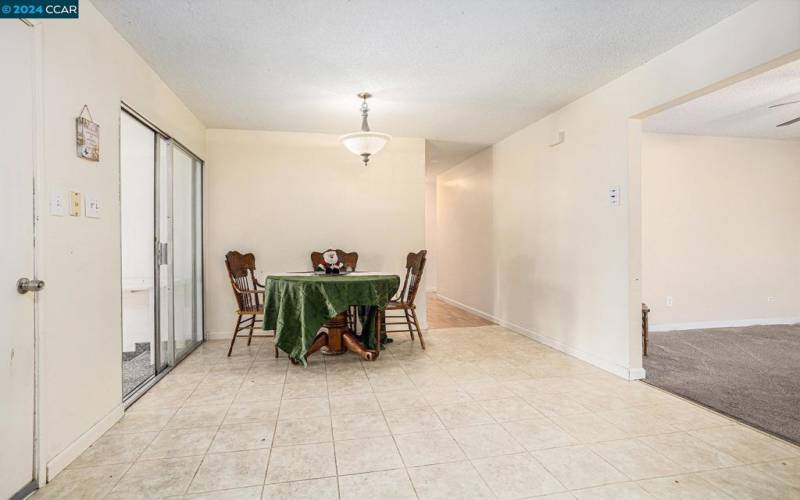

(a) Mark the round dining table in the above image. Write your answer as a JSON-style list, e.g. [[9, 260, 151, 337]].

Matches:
[[262, 273, 400, 365]]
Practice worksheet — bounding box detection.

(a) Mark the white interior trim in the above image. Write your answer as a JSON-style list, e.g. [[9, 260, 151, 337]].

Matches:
[[45, 404, 123, 482], [31, 19, 46, 486], [650, 316, 800, 332], [629, 368, 647, 380], [436, 294, 646, 381]]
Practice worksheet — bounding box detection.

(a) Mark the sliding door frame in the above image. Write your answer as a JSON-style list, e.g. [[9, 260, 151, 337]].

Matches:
[[118, 109, 159, 401], [120, 103, 205, 407], [170, 141, 205, 365]]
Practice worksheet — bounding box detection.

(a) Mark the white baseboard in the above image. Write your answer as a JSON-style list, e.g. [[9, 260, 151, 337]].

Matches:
[[629, 367, 647, 380], [436, 294, 646, 381], [650, 316, 800, 332], [434, 294, 497, 325], [46, 403, 124, 481]]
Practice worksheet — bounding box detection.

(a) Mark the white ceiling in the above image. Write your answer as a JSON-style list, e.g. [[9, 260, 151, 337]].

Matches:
[[94, 0, 754, 169], [645, 58, 800, 140]]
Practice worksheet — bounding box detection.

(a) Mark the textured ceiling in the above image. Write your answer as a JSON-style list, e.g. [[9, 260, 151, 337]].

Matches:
[[94, 0, 754, 156], [645, 59, 800, 140]]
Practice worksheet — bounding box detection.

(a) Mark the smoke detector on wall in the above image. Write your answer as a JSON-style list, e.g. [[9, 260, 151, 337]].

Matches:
[[548, 131, 566, 147]]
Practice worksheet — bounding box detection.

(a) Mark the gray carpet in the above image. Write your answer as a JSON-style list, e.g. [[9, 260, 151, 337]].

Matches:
[[643, 324, 800, 445]]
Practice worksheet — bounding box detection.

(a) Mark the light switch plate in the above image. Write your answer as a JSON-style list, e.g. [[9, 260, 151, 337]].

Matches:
[[85, 194, 100, 218], [608, 185, 621, 207], [69, 191, 81, 216], [50, 191, 66, 216]]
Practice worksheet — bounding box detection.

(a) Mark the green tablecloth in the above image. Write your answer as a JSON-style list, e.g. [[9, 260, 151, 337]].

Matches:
[[263, 274, 400, 363]]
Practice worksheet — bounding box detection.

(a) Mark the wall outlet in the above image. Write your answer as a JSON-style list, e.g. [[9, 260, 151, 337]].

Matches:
[[666, 296, 673, 307], [69, 191, 81, 217], [767, 296, 776, 303]]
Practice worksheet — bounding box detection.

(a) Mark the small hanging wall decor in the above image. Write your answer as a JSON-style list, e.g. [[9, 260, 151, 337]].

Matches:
[[76, 104, 99, 161]]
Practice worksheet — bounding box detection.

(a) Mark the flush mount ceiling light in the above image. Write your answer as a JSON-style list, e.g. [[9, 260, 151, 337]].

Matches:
[[339, 92, 391, 166]]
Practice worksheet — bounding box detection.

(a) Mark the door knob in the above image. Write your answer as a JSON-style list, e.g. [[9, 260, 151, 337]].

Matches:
[[17, 278, 45, 294]]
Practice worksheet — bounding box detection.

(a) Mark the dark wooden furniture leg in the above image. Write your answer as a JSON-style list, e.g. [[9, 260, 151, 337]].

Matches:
[[342, 333, 377, 361], [247, 315, 255, 345], [227, 314, 241, 357], [305, 312, 379, 362], [403, 309, 415, 340], [410, 308, 425, 350], [307, 332, 329, 357], [321, 313, 347, 355], [374, 308, 381, 355]]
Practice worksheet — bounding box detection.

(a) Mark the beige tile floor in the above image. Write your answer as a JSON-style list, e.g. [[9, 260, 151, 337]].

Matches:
[[34, 325, 800, 499], [426, 294, 495, 329]]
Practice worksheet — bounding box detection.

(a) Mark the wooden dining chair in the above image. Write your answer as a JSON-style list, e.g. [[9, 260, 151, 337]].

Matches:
[[384, 250, 427, 349], [310, 249, 359, 330], [225, 251, 278, 357]]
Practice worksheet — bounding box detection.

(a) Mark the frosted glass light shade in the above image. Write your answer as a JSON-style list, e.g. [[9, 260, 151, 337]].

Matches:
[[339, 131, 391, 158]]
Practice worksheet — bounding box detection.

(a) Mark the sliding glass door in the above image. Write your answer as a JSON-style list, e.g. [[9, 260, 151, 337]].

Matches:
[[172, 145, 204, 360], [121, 108, 204, 401], [121, 112, 157, 396]]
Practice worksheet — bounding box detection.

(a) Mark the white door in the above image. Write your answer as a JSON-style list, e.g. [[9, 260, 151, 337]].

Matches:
[[0, 20, 37, 499]]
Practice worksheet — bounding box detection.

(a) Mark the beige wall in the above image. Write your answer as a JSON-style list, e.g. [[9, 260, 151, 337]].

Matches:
[[204, 129, 427, 337], [35, 0, 205, 479], [424, 180, 438, 291], [435, 0, 800, 379], [642, 133, 800, 329], [436, 148, 494, 312]]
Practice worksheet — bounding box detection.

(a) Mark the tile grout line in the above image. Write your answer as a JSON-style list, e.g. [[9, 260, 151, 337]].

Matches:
[[324, 352, 342, 500], [261, 339, 286, 496]]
